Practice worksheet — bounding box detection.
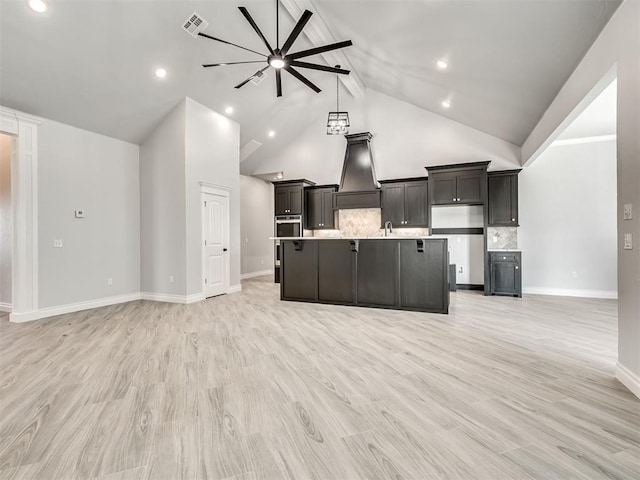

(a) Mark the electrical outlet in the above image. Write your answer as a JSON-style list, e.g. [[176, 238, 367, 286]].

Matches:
[[169, 275, 174, 283], [493, 236, 498, 243], [624, 233, 633, 250], [107, 278, 113, 286], [53, 239, 63, 248], [261, 259, 264, 265], [623, 203, 632, 220], [75, 209, 85, 218], [458, 266, 464, 274], [572, 271, 578, 279]]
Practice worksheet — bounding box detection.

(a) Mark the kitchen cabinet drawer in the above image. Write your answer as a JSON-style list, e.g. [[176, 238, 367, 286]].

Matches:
[[489, 252, 520, 263]]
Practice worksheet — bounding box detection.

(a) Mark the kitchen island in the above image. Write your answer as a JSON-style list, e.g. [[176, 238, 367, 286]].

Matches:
[[278, 237, 450, 314]]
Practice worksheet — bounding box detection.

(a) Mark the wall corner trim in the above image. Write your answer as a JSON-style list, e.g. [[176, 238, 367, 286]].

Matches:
[[9, 293, 142, 323], [240, 270, 273, 280], [140, 292, 204, 304], [616, 362, 640, 399], [227, 284, 242, 294], [522, 287, 617, 299]]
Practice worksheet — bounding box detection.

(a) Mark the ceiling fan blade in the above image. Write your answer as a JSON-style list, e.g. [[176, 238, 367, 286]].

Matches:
[[287, 40, 353, 60], [198, 32, 267, 57], [235, 66, 269, 89], [289, 61, 350, 75], [238, 7, 275, 55], [284, 66, 321, 93], [280, 10, 313, 56], [203, 61, 266, 68], [276, 69, 283, 97]]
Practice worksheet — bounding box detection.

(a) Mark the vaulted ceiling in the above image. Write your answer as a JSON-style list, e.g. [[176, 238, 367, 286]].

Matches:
[[0, 0, 621, 159]]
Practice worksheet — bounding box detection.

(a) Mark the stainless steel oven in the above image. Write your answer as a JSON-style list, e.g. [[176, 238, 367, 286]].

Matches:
[[274, 215, 302, 269], [275, 215, 302, 238]]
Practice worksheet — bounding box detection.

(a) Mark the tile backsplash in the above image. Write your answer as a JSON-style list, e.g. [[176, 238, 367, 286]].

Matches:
[[487, 226, 518, 249], [311, 208, 429, 238]]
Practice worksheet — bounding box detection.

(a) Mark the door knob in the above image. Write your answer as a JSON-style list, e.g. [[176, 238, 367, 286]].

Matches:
[[223, 248, 228, 252]]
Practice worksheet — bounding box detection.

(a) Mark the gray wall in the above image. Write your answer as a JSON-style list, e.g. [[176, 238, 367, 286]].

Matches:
[[522, 0, 639, 387], [140, 101, 187, 295], [38, 119, 140, 308], [520, 140, 617, 296], [0, 133, 12, 306], [240, 175, 274, 276], [184, 98, 241, 294]]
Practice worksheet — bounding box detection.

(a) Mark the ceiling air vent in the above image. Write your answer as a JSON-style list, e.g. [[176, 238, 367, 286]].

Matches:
[[182, 12, 209, 37], [251, 70, 267, 85]]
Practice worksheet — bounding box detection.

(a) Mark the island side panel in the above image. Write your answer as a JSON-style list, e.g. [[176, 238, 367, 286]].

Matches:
[[281, 240, 318, 301], [318, 240, 356, 304], [399, 239, 449, 313]]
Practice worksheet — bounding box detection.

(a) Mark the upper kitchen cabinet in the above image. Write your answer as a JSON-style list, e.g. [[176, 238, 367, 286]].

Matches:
[[426, 161, 490, 205], [305, 185, 338, 229], [380, 179, 429, 227], [488, 170, 520, 226], [273, 180, 315, 215]]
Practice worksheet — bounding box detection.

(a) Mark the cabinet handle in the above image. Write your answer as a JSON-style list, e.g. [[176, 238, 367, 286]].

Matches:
[[453, 198, 456, 202], [515, 266, 519, 270], [457, 198, 461, 202], [512, 218, 516, 222], [503, 256, 506, 259]]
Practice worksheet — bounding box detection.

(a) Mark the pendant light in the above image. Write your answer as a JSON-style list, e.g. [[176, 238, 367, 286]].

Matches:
[[326, 66, 350, 135]]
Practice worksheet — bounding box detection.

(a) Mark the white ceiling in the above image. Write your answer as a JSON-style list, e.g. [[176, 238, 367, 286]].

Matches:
[[0, 0, 621, 154]]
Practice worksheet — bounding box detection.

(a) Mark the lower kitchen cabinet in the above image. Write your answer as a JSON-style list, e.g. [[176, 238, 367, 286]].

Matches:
[[318, 240, 355, 304], [357, 240, 398, 307], [488, 251, 522, 297]]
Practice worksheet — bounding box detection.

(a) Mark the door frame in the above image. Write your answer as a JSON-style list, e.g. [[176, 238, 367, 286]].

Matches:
[[200, 183, 231, 297], [0, 106, 42, 321]]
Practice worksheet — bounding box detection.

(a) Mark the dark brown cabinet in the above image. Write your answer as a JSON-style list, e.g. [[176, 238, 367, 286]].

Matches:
[[488, 170, 519, 226], [488, 251, 522, 297], [380, 179, 428, 227], [305, 186, 338, 229], [273, 180, 314, 215], [426, 162, 489, 205]]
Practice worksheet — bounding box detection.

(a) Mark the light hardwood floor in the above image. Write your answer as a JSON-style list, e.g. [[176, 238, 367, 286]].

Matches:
[[0, 277, 638, 479]]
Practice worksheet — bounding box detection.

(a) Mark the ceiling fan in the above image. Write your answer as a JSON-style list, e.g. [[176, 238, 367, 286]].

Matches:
[[198, 1, 353, 97]]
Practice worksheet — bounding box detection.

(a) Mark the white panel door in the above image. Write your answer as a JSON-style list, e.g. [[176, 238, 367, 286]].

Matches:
[[203, 192, 229, 298]]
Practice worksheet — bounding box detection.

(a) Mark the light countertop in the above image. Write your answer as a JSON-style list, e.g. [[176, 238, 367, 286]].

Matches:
[[270, 236, 433, 241]]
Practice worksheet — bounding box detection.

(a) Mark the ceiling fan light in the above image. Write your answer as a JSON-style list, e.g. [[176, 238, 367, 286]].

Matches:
[[269, 58, 285, 69]]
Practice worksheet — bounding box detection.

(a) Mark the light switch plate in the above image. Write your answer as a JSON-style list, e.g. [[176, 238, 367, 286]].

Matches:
[[75, 209, 85, 218], [54, 239, 63, 248], [624, 233, 633, 250], [623, 203, 632, 220]]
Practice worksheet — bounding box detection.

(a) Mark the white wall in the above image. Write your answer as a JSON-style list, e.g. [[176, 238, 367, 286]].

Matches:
[[184, 98, 241, 294], [0, 134, 12, 307], [522, 0, 640, 392], [38, 119, 140, 308], [140, 101, 187, 296], [520, 140, 617, 296], [244, 89, 521, 183], [240, 175, 274, 276]]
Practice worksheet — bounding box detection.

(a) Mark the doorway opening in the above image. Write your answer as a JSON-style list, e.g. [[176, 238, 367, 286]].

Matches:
[[0, 133, 14, 313]]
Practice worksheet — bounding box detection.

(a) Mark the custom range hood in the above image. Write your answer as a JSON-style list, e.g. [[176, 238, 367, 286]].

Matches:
[[333, 132, 381, 209]]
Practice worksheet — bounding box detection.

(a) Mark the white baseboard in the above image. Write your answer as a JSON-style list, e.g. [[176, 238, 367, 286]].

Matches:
[[140, 292, 204, 304], [523, 287, 617, 299], [227, 284, 242, 294], [0, 302, 12, 313], [241, 269, 273, 280], [10, 293, 142, 323], [616, 362, 640, 399]]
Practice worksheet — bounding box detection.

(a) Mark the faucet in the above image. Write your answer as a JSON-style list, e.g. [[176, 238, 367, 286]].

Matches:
[[384, 221, 393, 237]]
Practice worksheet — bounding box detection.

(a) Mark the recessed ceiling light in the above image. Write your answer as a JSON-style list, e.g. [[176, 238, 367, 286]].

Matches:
[[268, 130, 276, 138], [225, 106, 234, 115], [155, 68, 167, 79], [28, 0, 47, 13], [437, 60, 448, 70], [441, 100, 451, 109]]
